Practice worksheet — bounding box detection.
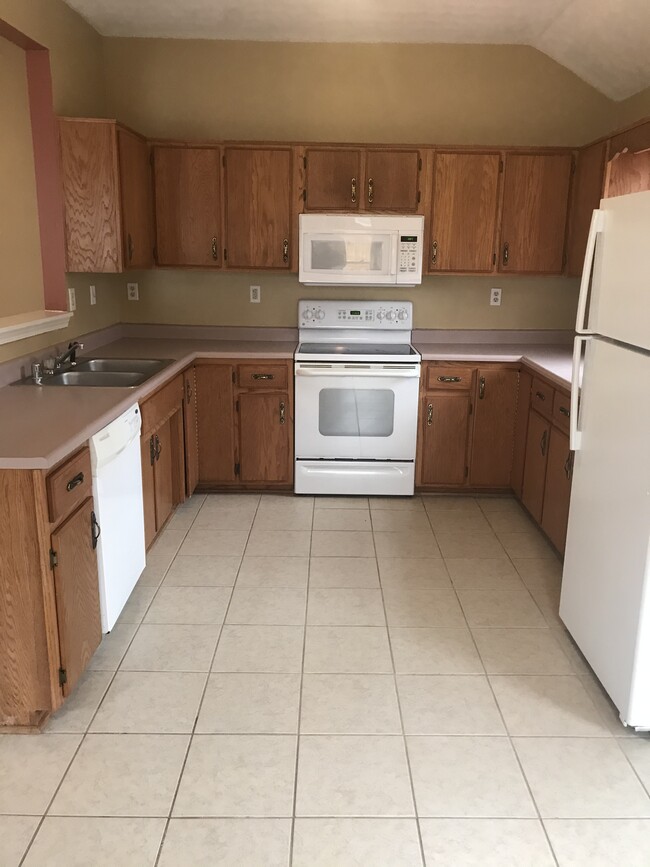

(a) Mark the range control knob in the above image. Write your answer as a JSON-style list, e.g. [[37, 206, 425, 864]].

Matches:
[[315, 308, 325, 320], [397, 309, 408, 321], [302, 308, 313, 320], [376, 310, 386, 320], [386, 310, 397, 321]]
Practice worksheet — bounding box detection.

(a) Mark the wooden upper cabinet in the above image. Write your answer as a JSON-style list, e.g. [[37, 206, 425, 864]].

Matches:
[[59, 119, 122, 272], [608, 120, 650, 158], [469, 368, 519, 487], [117, 128, 154, 270], [223, 147, 292, 269], [59, 119, 154, 272], [430, 152, 500, 272], [365, 149, 420, 211], [304, 148, 361, 211], [499, 153, 573, 274], [153, 146, 221, 267], [567, 141, 607, 276]]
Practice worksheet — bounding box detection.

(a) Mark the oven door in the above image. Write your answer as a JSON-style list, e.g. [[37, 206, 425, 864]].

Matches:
[[295, 362, 420, 459]]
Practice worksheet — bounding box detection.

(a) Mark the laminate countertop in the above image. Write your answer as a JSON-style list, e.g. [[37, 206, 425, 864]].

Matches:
[[0, 335, 573, 470]]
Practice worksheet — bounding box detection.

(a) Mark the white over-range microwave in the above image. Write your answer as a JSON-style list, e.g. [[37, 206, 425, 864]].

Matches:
[[298, 214, 425, 286]]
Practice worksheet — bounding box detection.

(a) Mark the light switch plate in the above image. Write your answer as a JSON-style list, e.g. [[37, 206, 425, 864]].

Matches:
[[250, 285, 261, 303], [127, 282, 139, 301], [67, 287, 76, 312], [490, 287, 502, 306], [89, 284, 96, 306]]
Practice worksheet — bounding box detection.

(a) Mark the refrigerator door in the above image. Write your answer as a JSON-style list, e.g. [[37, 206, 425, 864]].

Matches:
[[583, 190, 650, 351], [560, 337, 650, 727]]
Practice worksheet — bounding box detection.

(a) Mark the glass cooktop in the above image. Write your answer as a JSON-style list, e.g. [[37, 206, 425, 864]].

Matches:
[[298, 342, 417, 356]]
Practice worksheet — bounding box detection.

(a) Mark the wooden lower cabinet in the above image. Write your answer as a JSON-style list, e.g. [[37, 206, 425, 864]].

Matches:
[[469, 368, 519, 487], [419, 392, 471, 486], [521, 409, 550, 523], [0, 449, 102, 729], [541, 427, 573, 553], [196, 359, 293, 489], [183, 367, 200, 496]]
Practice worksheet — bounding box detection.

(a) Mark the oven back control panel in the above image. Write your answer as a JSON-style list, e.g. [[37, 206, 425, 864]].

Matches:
[[299, 300, 413, 328]]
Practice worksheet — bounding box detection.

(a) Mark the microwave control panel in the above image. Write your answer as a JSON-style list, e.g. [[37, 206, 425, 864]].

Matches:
[[398, 235, 420, 275]]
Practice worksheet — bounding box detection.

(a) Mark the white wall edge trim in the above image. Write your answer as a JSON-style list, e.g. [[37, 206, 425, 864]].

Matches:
[[0, 310, 73, 346]]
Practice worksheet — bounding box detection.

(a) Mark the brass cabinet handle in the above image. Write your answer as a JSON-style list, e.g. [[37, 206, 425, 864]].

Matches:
[[351, 177, 357, 204], [155, 434, 162, 460], [185, 379, 192, 402], [479, 376, 486, 400], [253, 373, 274, 380], [559, 406, 570, 417], [127, 233, 134, 262], [535, 391, 546, 401], [431, 240, 438, 265], [66, 471, 84, 492], [279, 401, 286, 425], [564, 452, 573, 480], [540, 429, 548, 456], [149, 434, 156, 466], [427, 403, 433, 426], [211, 236, 218, 260], [502, 241, 509, 266], [282, 239, 289, 263], [437, 375, 461, 383], [367, 177, 374, 205], [90, 510, 101, 551]]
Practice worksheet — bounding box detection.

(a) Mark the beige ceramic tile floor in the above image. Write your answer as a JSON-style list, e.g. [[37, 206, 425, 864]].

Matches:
[[3, 493, 650, 866]]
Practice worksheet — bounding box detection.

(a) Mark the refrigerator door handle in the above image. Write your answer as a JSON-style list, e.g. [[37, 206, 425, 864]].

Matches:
[[570, 335, 592, 451], [576, 208, 605, 334]]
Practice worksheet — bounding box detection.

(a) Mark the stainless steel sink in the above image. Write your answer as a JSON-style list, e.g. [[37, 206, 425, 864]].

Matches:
[[15, 357, 174, 388]]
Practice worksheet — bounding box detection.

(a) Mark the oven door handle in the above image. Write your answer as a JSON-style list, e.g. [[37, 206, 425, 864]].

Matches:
[[295, 365, 421, 378]]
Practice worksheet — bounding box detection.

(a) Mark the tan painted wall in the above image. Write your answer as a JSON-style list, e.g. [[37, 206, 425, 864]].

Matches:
[[103, 40, 614, 147], [122, 271, 580, 331], [0, 36, 43, 318], [614, 86, 650, 131]]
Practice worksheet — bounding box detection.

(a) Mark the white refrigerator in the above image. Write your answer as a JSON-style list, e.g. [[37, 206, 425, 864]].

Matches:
[[560, 190, 650, 729]]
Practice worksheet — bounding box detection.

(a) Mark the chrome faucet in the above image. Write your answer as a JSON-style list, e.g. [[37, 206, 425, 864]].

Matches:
[[42, 341, 84, 375]]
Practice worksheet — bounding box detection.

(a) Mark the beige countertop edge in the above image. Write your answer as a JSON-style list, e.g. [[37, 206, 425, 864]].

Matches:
[[1, 340, 572, 471]]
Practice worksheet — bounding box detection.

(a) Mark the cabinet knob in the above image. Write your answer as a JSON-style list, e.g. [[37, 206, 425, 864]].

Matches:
[[479, 376, 486, 400], [427, 403, 433, 426], [66, 471, 85, 492], [127, 233, 134, 263], [431, 240, 438, 265], [90, 510, 101, 550], [559, 405, 570, 417], [502, 242, 509, 266], [211, 236, 218, 260], [540, 429, 548, 456], [185, 379, 193, 402], [437, 375, 461, 383], [351, 177, 357, 204], [564, 452, 573, 480], [282, 239, 289, 263], [252, 373, 274, 380], [367, 177, 374, 205], [279, 401, 286, 425]]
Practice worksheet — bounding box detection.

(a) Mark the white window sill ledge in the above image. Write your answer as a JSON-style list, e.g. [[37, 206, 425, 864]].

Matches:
[[0, 310, 73, 346]]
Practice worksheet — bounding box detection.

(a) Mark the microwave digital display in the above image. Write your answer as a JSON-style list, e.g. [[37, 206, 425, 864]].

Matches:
[[400, 235, 417, 242]]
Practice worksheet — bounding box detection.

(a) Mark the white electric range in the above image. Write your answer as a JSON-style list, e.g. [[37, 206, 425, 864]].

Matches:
[[294, 300, 421, 495]]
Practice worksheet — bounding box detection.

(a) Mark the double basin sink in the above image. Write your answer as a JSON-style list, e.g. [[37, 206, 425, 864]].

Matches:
[[28, 358, 174, 388]]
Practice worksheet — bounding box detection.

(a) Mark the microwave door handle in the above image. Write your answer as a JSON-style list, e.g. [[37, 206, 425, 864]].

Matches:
[[389, 233, 398, 277]]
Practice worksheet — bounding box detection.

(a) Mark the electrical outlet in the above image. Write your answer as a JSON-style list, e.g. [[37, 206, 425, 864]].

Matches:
[[89, 284, 96, 306], [67, 287, 76, 312], [250, 285, 261, 303], [127, 282, 139, 302], [490, 287, 502, 306]]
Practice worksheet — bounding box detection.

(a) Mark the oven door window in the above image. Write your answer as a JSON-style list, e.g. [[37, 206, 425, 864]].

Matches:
[[318, 388, 395, 437]]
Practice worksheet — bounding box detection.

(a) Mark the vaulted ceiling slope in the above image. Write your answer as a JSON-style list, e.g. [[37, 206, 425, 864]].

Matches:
[[63, 0, 650, 100]]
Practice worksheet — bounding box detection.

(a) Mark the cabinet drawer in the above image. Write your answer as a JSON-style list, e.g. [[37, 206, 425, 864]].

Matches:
[[140, 374, 184, 433], [47, 448, 92, 525], [530, 377, 554, 419], [425, 366, 473, 391], [552, 390, 571, 433], [237, 363, 288, 390]]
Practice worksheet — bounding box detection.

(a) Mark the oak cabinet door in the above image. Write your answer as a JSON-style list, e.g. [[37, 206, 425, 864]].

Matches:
[[140, 433, 157, 548], [541, 426, 573, 553], [511, 369, 532, 499], [469, 369, 519, 487], [239, 392, 291, 483], [499, 153, 572, 273], [365, 149, 420, 212], [196, 364, 237, 484], [419, 393, 471, 486], [153, 416, 174, 531], [521, 409, 551, 523], [430, 152, 500, 272], [58, 119, 121, 272], [183, 368, 200, 497], [153, 146, 221, 267], [117, 128, 154, 269], [51, 498, 102, 696], [567, 141, 607, 276], [304, 148, 362, 211], [223, 147, 292, 268]]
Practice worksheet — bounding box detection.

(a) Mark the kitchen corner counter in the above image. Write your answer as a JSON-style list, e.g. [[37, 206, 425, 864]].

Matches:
[[0, 337, 297, 470]]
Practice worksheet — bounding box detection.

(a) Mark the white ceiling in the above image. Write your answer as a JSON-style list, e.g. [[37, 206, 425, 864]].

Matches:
[[64, 0, 650, 100]]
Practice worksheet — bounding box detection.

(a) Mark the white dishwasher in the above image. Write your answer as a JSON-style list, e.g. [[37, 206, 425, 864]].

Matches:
[[90, 404, 146, 632]]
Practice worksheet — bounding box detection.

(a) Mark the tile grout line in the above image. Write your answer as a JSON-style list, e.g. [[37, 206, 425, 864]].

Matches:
[[150, 493, 262, 867], [371, 498, 428, 867], [17, 511, 198, 866], [288, 496, 315, 867]]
